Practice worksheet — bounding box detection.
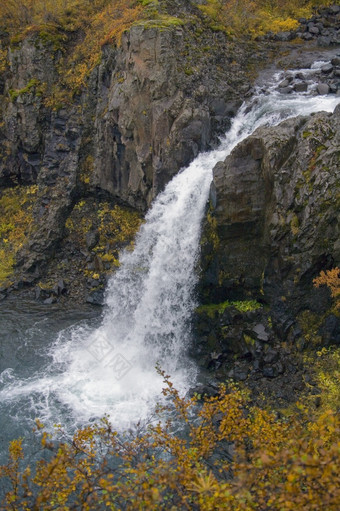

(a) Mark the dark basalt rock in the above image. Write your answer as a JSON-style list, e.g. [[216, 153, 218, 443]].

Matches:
[[302, 32, 314, 41], [318, 314, 340, 345], [90, 24, 256, 211], [0, 20, 258, 282], [272, 4, 340, 47], [43, 296, 57, 305], [86, 287, 105, 306], [275, 31, 294, 42], [317, 82, 330, 94], [252, 324, 270, 342], [86, 230, 100, 251], [294, 82, 308, 92], [197, 104, 340, 377]]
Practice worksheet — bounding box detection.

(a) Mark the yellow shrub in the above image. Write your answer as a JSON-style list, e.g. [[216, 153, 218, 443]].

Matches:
[[0, 0, 144, 104], [198, 0, 333, 37], [314, 267, 340, 310], [0, 369, 339, 509], [0, 185, 37, 283]]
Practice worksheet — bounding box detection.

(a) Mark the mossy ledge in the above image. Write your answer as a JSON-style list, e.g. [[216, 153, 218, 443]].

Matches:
[[196, 299, 262, 318]]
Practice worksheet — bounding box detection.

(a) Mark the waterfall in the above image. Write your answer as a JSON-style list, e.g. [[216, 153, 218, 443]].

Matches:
[[1, 60, 340, 434]]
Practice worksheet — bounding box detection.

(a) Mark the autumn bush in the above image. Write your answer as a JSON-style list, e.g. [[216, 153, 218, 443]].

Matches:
[[0, 365, 339, 510], [0, 0, 145, 104], [0, 185, 38, 283], [313, 267, 340, 311], [1, 267, 339, 508], [198, 0, 334, 37]]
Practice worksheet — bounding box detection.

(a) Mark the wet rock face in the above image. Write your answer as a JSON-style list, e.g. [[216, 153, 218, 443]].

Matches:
[[0, 39, 57, 185], [196, 104, 340, 384], [0, 24, 251, 277], [16, 108, 82, 275], [92, 25, 248, 210], [201, 107, 340, 320], [93, 27, 211, 210], [205, 116, 301, 301]]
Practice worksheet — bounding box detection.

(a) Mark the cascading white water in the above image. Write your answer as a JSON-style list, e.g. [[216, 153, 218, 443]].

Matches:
[[1, 60, 340, 434]]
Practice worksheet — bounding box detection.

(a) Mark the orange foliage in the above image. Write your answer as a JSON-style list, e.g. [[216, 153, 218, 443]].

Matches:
[[0, 0, 144, 102], [314, 267, 340, 310], [0, 369, 339, 510], [62, 0, 143, 93]]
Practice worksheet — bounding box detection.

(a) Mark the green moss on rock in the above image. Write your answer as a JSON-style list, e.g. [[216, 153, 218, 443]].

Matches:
[[196, 299, 262, 318], [9, 79, 41, 102]]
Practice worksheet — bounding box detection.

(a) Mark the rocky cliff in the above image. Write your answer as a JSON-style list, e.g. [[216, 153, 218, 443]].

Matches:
[[195, 100, 339, 390], [203, 107, 339, 307], [0, 15, 259, 293], [0, 1, 339, 323]]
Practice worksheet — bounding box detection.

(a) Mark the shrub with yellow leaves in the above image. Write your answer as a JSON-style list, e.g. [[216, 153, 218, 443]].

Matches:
[[0, 367, 339, 510], [198, 0, 334, 37], [0, 185, 38, 283]]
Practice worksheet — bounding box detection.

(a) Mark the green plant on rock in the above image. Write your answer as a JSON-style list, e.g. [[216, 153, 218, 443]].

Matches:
[[290, 212, 299, 236], [65, 199, 142, 276], [79, 155, 94, 185], [0, 47, 8, 73], [197, 299, 262, 318], [8, 79, 41, 102], [200, 208, 220, 274], [95, 202, 142, 259]]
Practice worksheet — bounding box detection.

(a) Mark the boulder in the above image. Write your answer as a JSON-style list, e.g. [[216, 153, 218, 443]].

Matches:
[[317, 83, 330, 94], [86, 287, 105, 306], [294, 82, 308, 92], [86, 230, 100, 251], [321, 63, 334, 73]]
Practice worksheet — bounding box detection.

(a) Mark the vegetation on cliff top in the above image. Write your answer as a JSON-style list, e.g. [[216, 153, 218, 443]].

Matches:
[[0, 0, 335, 104], [0, 0, 145, 101], [198, 0, 334, 37], [0, 0, 334, 39]]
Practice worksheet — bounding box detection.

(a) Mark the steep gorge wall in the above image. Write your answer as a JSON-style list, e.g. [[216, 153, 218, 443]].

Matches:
[[202, 107, 340, 313], [195, 105, 340, 383], [0, 23, 254, 280]]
